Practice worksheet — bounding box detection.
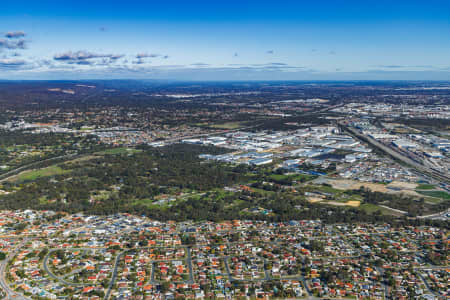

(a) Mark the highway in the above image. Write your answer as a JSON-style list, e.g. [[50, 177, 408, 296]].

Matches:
[[341, 123, 450, 185], [0, 124, 261, 187], [0, 153, 79, 183]]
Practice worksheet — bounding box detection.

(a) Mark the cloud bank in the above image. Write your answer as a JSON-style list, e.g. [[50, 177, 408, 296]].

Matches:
[[1, 30, 449, 81]]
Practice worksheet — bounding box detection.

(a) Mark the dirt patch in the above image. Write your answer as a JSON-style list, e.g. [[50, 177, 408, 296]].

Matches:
[[325, 200, 360, 207], [345, 200, 361, 207], [327, 179, 356, 190], [351, 182, 388, 193], [307, 197, 323, 203], [325, 179, 389, 193], [387, 181, 417, 190], [392, 189, 423, 198], [324, 201, 347, 206], [315, 178, 423, 197]]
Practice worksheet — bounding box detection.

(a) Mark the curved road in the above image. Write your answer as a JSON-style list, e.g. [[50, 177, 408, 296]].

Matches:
[[42, 249, 89, 287], [0, 238, 31, 300]]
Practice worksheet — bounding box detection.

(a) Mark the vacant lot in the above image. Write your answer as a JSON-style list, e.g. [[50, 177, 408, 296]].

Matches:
[[325, 179, 389, 193]]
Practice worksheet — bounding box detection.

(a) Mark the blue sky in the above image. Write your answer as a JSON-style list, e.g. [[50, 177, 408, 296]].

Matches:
[[1, 0, 449, 80]]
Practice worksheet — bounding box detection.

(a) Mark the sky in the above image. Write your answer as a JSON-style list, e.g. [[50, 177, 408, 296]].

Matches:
[[0, 0, 449, 80]]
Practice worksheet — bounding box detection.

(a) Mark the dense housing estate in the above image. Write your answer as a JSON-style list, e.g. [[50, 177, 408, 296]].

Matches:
[[0, 210, 448, 299]]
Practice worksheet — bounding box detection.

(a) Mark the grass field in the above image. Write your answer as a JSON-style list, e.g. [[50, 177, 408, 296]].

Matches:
[[39, 196, 48, 205], [269, 173, 315, 182], [423, 197, 443, 204], [416, 184, 436, 190], [132, 198, 153, 207], [359, 203, 400, 216], [417, 190, 450, 200], [95, 147, 142, 155], [311, 184, 342, 194], [207, 121, 247, 129], [195, 121, 247, 129], [90, 190, 114, 202], [132, 198, 170, 209], [11, 165, 69, 182]]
